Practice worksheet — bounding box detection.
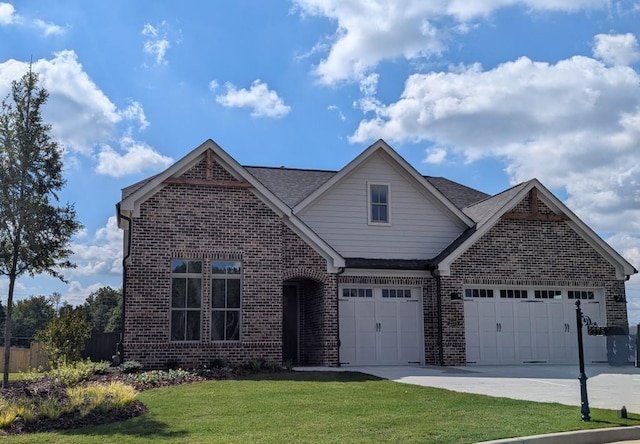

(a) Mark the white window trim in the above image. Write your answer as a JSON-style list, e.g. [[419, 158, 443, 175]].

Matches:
[[211, 260, 243, 343], [169, 259, 203, 343], [367, 182, 391, 226]]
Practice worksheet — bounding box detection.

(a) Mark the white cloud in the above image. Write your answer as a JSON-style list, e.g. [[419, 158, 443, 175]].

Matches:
[[349, 52, 640, 236], [33, 18, 67, 36], [68, 216, 123, 278], [0, 2, 16, 25], [96, 137, 173, 177], [0, 51, 121, 154], [119, 100, 149, 131], [593, 33, 640, 66], [142, 22, 172, 65], [64, 281, 107, 306], [328, 104, 346, 121], [424, 147, 447, 164], [294, 0, 609, 84], [215, 79, 291, 118]]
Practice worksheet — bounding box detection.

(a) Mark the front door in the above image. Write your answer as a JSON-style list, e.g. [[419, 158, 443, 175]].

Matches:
[[283, 284, 300, 364]]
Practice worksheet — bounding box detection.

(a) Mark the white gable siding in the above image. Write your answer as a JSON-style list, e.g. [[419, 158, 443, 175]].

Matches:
[[298, 153, 466, 259]]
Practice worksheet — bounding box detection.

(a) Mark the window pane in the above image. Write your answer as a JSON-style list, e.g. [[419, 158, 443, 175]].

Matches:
[[211, 311, 225, 341], [227, 262, 241, 274], [187, 278, 201, 308], [226, 311, 240, 341], [212, 279, 225, 308], [212, 262, 227, 274], [186, 311, 200, 341], [227, 279, 241, 308], [188, 261, 202, 274], [171, 311, 185, 341], [171, 278, 186, 308], [172, 260, 187, 273]]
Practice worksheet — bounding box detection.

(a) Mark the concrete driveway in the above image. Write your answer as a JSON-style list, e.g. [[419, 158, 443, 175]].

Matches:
[[298, 364, 640, 414], [346, 364, 640, 414]]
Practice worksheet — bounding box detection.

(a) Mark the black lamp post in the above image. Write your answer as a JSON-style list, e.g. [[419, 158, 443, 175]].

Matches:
[[575, 300, 591, 422]]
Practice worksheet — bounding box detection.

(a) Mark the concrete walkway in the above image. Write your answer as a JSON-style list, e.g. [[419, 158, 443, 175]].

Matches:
[[341, 364, 640, 414], [299, 364, 640, 414]]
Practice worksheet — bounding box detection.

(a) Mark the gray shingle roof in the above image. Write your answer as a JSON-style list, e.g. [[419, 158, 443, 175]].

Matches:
[[425, 177, 490, 209], [463, 182, 529, 226], [245, 166, 336, 208]]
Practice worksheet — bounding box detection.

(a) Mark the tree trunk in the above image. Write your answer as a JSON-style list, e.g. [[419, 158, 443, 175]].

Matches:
[[2, 273, 16, 388]]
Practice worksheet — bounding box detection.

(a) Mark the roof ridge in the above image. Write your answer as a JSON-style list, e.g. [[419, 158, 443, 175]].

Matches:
[[244, 165, 337, 173]]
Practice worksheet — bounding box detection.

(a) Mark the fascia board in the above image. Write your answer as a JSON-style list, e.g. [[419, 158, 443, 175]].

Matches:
[[293, 139, 384, 214], [533, 180, 638, 278], [437, 181, 535, 276], [293, 139, 474, 228], [381, 146, 475, 228], [117, 138, 344, 272], [438, 179, 638, 279], [281, 217, 345, 272]]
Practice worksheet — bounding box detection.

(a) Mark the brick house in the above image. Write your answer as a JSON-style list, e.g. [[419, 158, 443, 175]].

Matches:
[[116, 139, 637, 368]]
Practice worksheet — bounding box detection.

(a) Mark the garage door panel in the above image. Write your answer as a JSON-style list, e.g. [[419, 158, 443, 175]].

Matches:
[[465, 288, 607, 365], [339, 287, 423, 366]]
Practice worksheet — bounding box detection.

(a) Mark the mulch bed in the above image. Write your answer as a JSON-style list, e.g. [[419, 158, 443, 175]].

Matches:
[[0, 367, 255, 436]]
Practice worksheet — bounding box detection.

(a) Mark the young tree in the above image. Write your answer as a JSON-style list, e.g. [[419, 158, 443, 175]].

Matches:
[[36, 308, 91, 365], [0, 68, 82, 387]]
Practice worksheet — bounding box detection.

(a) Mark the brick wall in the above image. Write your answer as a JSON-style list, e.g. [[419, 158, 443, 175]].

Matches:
[[439, 193, 629, 365], [123, 154, 336, 369]]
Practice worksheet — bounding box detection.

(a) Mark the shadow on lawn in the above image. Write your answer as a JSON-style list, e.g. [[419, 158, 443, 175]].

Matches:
[[234, 370, 384, 383], [61, 414, 189, 440]]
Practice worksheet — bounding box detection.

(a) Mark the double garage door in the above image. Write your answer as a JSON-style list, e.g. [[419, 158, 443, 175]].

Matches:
[[464, 287, 607, 365], [339, 287, 424, 366]]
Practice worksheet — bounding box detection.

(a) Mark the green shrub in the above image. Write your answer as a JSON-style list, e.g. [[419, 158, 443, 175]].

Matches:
[[121, 360, 143, 373], [48, 359, 109, 386], [39, 395, 61, 420], [209, 357, 228, 369], [36, 310, 92, 365], [65, 382, 135, 417]]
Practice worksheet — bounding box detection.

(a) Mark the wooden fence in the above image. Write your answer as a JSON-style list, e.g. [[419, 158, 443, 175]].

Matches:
[[0, 342, 48, 373]]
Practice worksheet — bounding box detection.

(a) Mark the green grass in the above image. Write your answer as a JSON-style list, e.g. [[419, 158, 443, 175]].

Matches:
[[3, 371, 639, 443]]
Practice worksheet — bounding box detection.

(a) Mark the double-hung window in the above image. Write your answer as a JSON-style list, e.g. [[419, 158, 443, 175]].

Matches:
[[369, 183, 390, 224], [170, 259, 202, 341], [211, 261, 242, 341]]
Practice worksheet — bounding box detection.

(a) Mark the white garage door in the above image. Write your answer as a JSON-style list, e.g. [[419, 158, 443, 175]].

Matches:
[[464, 288, 607, 365], [339, 287, 424, 366]]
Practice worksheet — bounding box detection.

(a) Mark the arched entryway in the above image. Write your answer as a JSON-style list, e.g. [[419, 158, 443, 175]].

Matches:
[[282, 271, 331, 366]]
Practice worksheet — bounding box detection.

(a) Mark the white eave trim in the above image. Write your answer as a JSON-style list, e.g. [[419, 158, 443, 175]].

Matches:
[[292, 139, 474, 228], [436, 179, 637, 280], [117, 138, 345, 272]]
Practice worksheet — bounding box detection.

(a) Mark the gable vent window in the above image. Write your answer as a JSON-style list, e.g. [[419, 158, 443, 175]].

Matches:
[[369, 183, 390, 224], [211, 261, 242, 341], [170, 259, 202, 341]]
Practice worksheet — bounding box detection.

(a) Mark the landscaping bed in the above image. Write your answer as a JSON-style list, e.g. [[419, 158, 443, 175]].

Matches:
[[0, 360, 270, 436]]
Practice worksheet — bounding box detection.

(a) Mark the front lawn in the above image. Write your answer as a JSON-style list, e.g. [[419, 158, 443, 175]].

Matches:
[[3, 371, 639, 443]]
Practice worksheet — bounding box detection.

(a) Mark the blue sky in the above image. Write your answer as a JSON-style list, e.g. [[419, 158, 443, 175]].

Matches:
[[1, 0, 640, 324]]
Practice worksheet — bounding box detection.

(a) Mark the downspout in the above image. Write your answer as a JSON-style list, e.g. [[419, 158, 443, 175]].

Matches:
[[335, 266, 345, 367], [116, 203, 132, 365], [435, 271, 444, 366]]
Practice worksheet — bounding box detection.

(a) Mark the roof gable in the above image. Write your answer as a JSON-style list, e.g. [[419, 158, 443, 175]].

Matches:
[[437, 179, 637, 279], [117, 139, 345, 271], [293, 139, 475, 227]]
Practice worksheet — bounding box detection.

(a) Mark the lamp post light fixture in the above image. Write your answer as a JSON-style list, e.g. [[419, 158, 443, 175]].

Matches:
[[575, 300, 591, 422]]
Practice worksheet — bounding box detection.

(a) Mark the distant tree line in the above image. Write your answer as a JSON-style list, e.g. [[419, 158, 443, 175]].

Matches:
[[0, 286, 122, 347]]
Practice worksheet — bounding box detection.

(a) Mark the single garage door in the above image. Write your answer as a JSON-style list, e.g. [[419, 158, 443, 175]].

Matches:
[[339, 286, 424, 366], [464, 287, 607, 365]]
